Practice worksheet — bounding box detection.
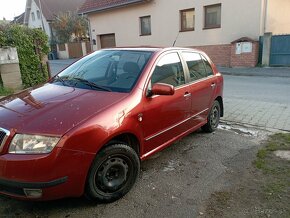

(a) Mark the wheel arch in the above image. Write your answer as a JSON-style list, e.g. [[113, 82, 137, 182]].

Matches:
[[215, 96, 224, 117], [103, 132, 141, 156]]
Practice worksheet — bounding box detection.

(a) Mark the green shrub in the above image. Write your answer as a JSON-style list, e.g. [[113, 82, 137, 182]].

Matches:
[[0, 85, 13, 96], [0, 24, 49, 88]]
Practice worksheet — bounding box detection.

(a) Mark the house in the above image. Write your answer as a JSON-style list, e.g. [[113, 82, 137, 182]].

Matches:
[[11, 13, 25, 25], [79, 0, 290, 67], [24, 0, 86, 42]]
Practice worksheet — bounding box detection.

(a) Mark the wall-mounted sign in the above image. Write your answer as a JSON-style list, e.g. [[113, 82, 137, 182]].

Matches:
[[242, 42, 253, 53], [235, 42, 242, 54], [235, 42, 253, 54]]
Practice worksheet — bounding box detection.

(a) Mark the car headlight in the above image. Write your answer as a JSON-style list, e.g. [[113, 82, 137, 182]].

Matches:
[[9, 134, 60, 154]]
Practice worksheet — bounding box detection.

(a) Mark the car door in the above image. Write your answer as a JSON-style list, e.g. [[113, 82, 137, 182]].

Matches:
[[141, 52, 191, 155], [181, 52, 217, 127]]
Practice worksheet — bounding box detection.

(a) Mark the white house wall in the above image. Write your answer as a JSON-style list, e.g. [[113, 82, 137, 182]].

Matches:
[[266, 0, 290, 35], [88, 0, 263, 50], [28, 0, 51, 40]]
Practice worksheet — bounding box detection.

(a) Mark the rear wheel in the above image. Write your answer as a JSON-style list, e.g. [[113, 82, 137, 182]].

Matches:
[[85, 143, 140, 203], [202, 100, 221, 133]]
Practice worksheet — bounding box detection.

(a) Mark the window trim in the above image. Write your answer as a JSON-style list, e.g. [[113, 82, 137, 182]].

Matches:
[[203, 3, 222, 30], [180, 8, 195, 32], [140, 15, 151, 36]]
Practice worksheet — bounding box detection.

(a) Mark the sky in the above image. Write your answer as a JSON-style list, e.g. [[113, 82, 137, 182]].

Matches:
[[0, 0, 27, 20]]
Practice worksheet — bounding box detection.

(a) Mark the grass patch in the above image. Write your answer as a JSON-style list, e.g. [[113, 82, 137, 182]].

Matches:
[[263, 182, 287, 199], [0, 85, 13, 96], [255, 133, 290, 201], [255, 133, 290, 172]]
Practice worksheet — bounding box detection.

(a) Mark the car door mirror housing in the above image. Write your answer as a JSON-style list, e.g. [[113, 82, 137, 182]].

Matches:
[[148, 83, 175, 97]]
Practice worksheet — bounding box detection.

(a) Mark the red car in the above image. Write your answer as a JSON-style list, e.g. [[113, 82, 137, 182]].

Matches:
[[0, 47, 223, 202]]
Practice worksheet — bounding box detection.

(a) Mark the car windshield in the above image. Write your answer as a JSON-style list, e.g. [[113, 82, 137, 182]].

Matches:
[[51, 50, 153, 93]]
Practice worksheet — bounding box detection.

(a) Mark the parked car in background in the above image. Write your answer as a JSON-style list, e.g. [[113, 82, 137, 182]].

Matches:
[[0, 47, 223, 202]]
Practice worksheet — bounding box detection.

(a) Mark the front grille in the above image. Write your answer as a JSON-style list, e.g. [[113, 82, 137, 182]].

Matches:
[[0, 128, 10, 151]]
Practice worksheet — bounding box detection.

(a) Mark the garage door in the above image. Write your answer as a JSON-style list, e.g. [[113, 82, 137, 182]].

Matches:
[[100, 34, 116, 49]]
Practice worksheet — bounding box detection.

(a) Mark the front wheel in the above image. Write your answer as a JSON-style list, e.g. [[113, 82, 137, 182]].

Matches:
[[202, 100, 221, 133], [85, 143, 140, 203]]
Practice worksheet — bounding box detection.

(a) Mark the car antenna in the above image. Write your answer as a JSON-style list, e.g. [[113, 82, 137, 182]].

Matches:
[[172, 32, 180, 47]]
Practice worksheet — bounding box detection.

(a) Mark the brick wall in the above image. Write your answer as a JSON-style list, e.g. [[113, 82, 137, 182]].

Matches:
[[230, 42, 259, 67], [190, 42, 259, 67], [191, 44, 232, 67]]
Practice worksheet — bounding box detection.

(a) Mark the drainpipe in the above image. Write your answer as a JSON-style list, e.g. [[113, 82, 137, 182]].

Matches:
[[263, 0, 268, 34]]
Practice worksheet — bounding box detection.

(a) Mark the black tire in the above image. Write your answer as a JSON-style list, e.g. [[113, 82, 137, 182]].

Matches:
[[201, 100, 221, 133], [85, 143, 140, 203]]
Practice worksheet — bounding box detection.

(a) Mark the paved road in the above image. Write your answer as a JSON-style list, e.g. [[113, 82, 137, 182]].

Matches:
[[0, 127, 264, 217], [223, 75, 290, 131], [48, 59, 77, 77]]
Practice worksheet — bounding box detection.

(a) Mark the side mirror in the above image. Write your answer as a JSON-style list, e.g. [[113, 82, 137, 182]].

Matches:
[[148, 83, 175, 97]]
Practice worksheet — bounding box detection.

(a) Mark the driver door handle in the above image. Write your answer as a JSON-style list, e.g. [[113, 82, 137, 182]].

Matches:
[[211, 83, 216, 88]]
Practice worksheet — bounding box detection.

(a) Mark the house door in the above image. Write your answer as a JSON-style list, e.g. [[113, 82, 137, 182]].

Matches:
[[100, 34, 116, 49]]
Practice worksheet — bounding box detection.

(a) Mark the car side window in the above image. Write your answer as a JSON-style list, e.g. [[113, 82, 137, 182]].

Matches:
[[201, 55, 214, 76], [151, 53, 185, 87], [182, 52, 207, 82]]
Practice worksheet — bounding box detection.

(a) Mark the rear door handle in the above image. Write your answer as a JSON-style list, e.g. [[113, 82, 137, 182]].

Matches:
[[184, 92, 191, 98]]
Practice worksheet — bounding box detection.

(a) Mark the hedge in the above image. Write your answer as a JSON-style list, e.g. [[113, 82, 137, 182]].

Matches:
[[0, 24, 49, 88]]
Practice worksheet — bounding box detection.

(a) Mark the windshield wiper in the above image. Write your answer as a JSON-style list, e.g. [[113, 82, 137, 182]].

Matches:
[[54, 75, 67, 86], [72, 77, 112, 92]]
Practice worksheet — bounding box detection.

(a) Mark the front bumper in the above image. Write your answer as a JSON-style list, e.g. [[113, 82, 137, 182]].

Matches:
[[0, 147, 95, 201], [0, 176, 67, 198]]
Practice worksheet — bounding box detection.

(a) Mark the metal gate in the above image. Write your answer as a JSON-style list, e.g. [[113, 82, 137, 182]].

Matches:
[[68, 42, 83, 58], [270, 35, 290, 66]]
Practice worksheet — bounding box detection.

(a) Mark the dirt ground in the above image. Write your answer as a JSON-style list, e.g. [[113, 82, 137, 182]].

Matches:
[[202, 133, 290, 218]]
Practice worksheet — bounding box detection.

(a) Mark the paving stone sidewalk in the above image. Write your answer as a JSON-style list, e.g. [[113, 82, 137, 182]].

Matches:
[[222, 98, 290, 132], [220, 67, 290, 132]]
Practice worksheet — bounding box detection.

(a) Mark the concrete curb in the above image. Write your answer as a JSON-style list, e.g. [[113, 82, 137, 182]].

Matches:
[[218, 66, 290, 78], [220, 71, 290, 78]]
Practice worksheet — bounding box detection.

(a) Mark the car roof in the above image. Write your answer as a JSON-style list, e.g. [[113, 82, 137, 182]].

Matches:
[[103, 47, 203, 53]]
